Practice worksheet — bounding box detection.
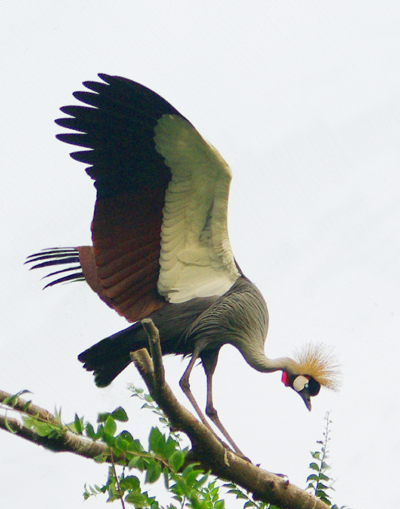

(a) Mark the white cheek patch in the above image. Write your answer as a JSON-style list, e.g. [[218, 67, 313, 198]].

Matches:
[[293, 375, 309, 392]]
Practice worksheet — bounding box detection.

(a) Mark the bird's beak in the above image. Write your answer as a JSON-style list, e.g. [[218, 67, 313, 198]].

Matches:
[[300, 392, 312, 411]]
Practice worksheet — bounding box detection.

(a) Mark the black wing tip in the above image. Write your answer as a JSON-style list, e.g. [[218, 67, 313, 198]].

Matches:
[[26, 247, 83, 289], [73, 74, 113, 94], [72, 90, 89, 102], [42, 273, 85, 289], [97, 72, 112, 83], [25, 247, 79, 265], [58, 105, 75, 116], [97, 73, 130, 86], [26, 247, 78, 256]]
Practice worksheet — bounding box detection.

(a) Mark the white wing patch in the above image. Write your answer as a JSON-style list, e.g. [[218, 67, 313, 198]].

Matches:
[[154, 114, 240, 303]]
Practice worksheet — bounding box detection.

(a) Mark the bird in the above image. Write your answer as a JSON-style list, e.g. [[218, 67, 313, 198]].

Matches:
[[27, 73, 339, 454]]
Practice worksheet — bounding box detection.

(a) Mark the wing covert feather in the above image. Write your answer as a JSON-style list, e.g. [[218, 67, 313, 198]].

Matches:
[[154, 114, 240, 303]]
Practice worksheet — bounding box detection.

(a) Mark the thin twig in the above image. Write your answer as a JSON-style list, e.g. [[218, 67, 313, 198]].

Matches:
[[110, 452, 126, 509]]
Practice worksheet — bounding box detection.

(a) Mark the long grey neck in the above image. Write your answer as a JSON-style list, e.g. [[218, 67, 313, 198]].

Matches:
[[209, 277, 299, 375], [241, 348, 297, 375]]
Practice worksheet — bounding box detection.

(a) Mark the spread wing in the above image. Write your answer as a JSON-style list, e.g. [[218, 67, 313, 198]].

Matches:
[[55, 74, 240, 321]]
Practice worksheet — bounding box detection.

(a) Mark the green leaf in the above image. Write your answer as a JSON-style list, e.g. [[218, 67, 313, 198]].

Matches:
[[74, 413, 83, 435], [22, 400, 32, 412], [309, 462, 320, 471], [307, 474, 319, 482], [102, 434, 116, 448], [3, 389, 31, 407], [4, 417, 17, 434], [103, 415, 117, 437], [169, 450, 185, 472], [189, 498, 202, 509], [145, 460, 162, 483], [85, 422, 96, 439], [132, 386, 144, 394], [129, 439, 144, 454], [163, 467, 169, 489], [97, 412, 110, 423], [119, 475, 140, 492], [215, 500, 225, 509], [115, 436, 129, 452], [210, 487, 218, 496], [115, 430, 136, 452], [149, 427, 164, 453], [194, 473, 209, 489], [162, 437, 178, 459], [181, 465, 207, 490], [111, 406, 129, 422], [125, 491, 150, 507], [319, 496, 332, 505], [225, 489, 247, 500], [128, 455, 142, 469], [243, 502, 254, 508], [33, 421, 56, 437]]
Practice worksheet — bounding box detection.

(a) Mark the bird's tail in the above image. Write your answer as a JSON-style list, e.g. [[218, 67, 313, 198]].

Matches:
[[78, 322, 149, 387]]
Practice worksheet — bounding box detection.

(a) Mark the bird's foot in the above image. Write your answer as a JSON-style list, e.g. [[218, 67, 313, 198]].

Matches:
[[218, 439, 252, 463]]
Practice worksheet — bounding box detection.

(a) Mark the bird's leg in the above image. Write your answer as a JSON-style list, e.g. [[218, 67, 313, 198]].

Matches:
[[202, 351, 245, 456], [179, 345, 215, 434]]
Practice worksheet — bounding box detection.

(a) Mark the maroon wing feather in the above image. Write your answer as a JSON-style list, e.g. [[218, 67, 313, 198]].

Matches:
[[91, 188, 166, 321]]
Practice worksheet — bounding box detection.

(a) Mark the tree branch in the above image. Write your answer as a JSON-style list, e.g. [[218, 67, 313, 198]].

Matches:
[[1, 320, 330, 509], [131, 319, 329, 509], [0, 390, 108, 460]]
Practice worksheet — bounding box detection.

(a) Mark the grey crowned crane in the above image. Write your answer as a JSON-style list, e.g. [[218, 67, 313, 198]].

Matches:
[[27, 74, 339, 454]]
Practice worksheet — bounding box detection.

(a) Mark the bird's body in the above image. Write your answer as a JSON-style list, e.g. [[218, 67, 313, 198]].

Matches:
[[28, 74, 339, 454], [75, 276, 267, 387]]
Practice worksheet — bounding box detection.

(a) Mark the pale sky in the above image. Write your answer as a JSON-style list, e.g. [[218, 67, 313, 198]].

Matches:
[[1, 2, 400, 508]]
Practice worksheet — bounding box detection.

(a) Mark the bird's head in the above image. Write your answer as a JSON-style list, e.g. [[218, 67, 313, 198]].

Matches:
[[281, 344, 340, 411], [281, 372, 321, 410]]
